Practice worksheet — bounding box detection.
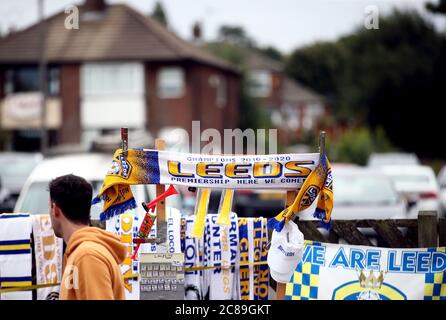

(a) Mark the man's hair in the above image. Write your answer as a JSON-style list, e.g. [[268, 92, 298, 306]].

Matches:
[[49, 174, 93, 224]]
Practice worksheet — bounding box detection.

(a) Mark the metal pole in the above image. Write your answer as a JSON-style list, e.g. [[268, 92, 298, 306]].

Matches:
[[38, 0, 48, 154]]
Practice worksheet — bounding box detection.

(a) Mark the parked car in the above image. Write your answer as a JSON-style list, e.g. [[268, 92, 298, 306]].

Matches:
[[0, 152, 43, 212], [14, 153, 183, 221], [233, 189, 285, 218], [297, 166, 409, 245], [379, 165, 440, 217], [367, 152, 419, 168], [299, 166, 408, 220]]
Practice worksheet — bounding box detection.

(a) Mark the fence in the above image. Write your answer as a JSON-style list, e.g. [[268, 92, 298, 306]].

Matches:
[[295, 210, 446, 248]]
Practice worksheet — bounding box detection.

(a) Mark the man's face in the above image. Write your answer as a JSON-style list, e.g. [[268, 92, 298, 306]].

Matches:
[[49, 199, 62, 238]]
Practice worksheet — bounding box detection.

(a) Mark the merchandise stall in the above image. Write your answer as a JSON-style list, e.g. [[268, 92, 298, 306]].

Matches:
[[0, 128, 333, 300], [95, 128, 332, 300]]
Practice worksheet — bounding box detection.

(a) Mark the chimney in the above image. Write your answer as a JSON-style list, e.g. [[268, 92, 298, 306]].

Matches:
[[192, 21, 202, 44], [84, 0, 107, 12], [82, 0, 107, 21]]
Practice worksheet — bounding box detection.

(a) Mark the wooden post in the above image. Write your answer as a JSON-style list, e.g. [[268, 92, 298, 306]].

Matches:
[[276, 190, 297, 300], [319, 131, 326, 155], [155, 139, 166, 223], [121, 127, 128, 156], [276, 131, 326, 300], [418, 211, 438, 247]]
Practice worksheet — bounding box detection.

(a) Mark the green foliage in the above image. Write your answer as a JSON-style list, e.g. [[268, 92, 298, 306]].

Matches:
[[329, 127, 394, 165], [285, 41, 346, 103], [215, 25, 283, 62], [218, 25, 256, 48], [206, 42, 247, 68], [256, 46, 283, 62], [238, 79, 272, 131], [151, 1, 168, 27], [285, 9, 446, 159], [426, 0, 446, 14]]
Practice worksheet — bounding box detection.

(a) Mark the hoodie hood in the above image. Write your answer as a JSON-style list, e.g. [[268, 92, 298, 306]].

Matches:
[[65, 227, 127, 264]]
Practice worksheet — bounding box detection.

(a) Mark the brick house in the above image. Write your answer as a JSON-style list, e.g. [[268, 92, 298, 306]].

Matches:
[[244, 50, 328, 144], [0, 0, 240, 151]]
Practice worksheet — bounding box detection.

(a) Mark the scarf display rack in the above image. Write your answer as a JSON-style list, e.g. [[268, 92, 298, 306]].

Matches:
[[275, 132, 326, 300], [117, 127, 327, 301]]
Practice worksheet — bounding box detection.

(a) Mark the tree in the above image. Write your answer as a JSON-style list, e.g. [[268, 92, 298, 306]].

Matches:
[[218, 25, 256, 48], [206, 41, 247, 67], [340, 10, 445, 158], [285, 10, 446, 158], [329, 127, 394, 165], [426, 0, 446, 14], [257, 46, 283, 62], [152, 1, 168, 27], [285, 41, 346, 106]]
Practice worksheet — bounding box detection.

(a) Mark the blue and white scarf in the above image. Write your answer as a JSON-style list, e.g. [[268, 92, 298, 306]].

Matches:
[[238, 218, 250, 300], [183, 215, 204, 300], [0, 213, 33, 300], [206, 213, 239, 300], [238, 217, 269, 300]]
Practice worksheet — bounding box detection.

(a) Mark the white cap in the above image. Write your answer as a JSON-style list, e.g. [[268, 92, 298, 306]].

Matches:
[[267, 220, 304, 283]]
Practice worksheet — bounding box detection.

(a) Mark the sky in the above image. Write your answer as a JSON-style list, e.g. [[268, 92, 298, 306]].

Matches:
[[0, 0, 445, 53]]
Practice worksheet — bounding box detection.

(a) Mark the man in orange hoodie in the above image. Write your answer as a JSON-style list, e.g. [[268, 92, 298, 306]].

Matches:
[[48, 174, 127, 300]]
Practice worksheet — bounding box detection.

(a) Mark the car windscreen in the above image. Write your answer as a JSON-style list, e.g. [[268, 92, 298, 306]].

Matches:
[[389, 174, 434, 192], [17, 180, 104, 216], [0, 158, 38, 179], [369, 157, 418, 167], [16, 181, 164, 221], [335, 175, 399, 205]]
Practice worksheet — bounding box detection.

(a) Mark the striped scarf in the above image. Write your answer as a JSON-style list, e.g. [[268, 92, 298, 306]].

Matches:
[[239, 217, 269, 300], [268, 154, 333, 232], [0, 213, 33, 300]]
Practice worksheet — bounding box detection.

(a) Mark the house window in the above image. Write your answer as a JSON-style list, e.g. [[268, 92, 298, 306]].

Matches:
[[209, 75, 227, 108], [3, 66, 60, 96], [81, 63, 144, 96], [216, 77, 227, 108], [4, 67, 39, 94], [157, 67, 185, 99], [48, 68, 60, 96], [247, 70, 271, 98], [80, 62, 146, 132], [4, 69, 14, 95]]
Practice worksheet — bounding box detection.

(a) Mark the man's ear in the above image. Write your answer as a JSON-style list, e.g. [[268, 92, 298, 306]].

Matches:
[[53, 202, 62, 218]]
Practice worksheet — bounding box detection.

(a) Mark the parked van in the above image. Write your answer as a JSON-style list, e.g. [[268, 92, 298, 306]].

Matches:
[[14, 153, 183, 221]]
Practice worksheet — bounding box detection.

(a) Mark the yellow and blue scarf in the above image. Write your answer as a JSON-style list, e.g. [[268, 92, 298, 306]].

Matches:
[[94, 148, 326, 222], [267, 154, 333, 232], [92, 148, 160, 220]]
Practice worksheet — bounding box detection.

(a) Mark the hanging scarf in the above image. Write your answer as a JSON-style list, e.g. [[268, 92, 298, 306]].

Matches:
[[183, 215, 204, 300], [258, 218, 269, 300], [191, 189, 211, 239], [207, 213, 239, 300], [93, 149, 319, 220], [105, 212, 140, 300], [216, 189, 235, 226], [0, 213, 33, 300], [31, 215, 63, 300], [238, 218, 250, 300], [268, 154, 333, 232], [93, 149, 160, 220]]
